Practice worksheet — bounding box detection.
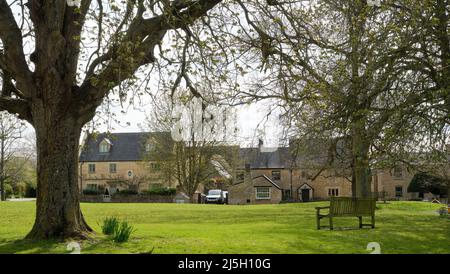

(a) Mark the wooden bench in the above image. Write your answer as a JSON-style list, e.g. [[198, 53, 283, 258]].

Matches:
[[316, 197, 376, 230]]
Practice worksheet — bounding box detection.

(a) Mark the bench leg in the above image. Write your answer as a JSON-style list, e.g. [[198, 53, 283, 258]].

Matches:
[[371, 215, 375, 228], [329, 216, 333, 230], [358, 216, 362, 228], [317, 215, 320, 230]]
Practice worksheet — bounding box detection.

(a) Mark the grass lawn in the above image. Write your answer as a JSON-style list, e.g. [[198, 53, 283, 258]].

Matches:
[[0, 201, 448, 254]]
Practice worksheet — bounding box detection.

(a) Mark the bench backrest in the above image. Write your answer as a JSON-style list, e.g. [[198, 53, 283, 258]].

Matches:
[[330, 197, 376, 216]]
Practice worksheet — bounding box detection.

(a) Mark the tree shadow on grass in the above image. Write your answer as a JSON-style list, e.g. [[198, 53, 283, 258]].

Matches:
[[0, 234, 111, 254], [0, 238, 62, 254]]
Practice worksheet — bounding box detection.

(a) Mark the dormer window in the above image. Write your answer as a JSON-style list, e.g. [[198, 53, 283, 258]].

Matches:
[[99, 139, 111, 153], [145, 142, 155, 152], [393, 166, 403, 178]]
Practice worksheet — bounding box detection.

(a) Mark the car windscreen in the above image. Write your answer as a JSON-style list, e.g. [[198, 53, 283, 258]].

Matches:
[[208, 190, 221, 195]]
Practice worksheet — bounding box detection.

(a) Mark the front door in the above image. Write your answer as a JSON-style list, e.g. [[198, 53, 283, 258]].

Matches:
[[301, 189, 310, 202]]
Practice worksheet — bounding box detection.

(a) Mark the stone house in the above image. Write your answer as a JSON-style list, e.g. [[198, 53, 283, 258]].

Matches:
[[79, 132, 174, 195], [79, 131, 448, 203], [228, 175, 283, 205], [227, 140, 442, 204], [228, 145, 354, 204]]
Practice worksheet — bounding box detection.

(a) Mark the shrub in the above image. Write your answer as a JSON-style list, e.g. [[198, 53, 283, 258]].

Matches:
[[116, 189, 138, 195], [82, 189, 99, 195], [2, 184, 13, 198], [101, 217, 119, 235], [143, 187, 176, 196], [113, 221, 135, 243], [25, 185, 36, 198], [14, 182, 27, 197]]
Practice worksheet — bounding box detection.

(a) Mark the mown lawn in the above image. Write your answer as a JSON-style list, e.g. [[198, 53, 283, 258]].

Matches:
[[0, 201, 448, 254]]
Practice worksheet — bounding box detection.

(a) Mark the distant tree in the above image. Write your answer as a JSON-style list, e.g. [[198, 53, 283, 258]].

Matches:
[[224, 0, 448, 198], [0, 111, 27, 201], [408, 172, 449, 196], [144, 92, 237, 200]]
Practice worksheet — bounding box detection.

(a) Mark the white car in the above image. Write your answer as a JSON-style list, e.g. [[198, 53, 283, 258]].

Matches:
[[205, 189, 225, 204]]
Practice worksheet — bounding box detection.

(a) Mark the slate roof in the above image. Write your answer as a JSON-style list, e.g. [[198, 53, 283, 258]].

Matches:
[[79, 132, 171, 162], [252, 175, 282, 189], [79, 132, 352, 169], [238, 147, 294, 169]]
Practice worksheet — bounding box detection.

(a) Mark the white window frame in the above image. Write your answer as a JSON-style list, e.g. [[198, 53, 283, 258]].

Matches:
[[145, 143, 155, 152], [99, 141, 109, 153], [255, 187, 271, 200]]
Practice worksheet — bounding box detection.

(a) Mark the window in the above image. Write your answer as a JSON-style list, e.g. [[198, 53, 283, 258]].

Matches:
[[109, 163, 117, 173], [86, 184, 98, 191], [393, 166, 403, 178], [145, 143, 155, 152], [256, 187, 271, 199], [99, 141, 110, 153], [282, 189, 291, 201], [88, 164, 96, 174], [328, 188, 339, 197], [150, 163, 160, 170], [236, 172, 245, 182], [395, 186, 403, 197], [272, 170, 281, 181], [301, 171, 307, 178]]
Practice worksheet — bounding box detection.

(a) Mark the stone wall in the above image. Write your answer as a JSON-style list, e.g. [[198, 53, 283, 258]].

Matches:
[[80, 194, 175, 203]]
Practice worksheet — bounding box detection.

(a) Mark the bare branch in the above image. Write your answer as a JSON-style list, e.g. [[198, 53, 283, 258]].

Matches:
[[77, 0, 222, 117]]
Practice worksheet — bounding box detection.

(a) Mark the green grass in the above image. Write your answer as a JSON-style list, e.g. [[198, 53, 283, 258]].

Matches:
[[0, 201, 448, 254]]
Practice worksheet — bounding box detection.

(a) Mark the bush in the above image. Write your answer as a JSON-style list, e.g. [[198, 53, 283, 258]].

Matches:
[[14, 182, 27, 197], [25, 185, 36, 198], [143, 187, 176, 196], [101, 217, 119, 235], [113, 221, 135, 243], [2, 184, 13, 198], [116, 189, 138, 195], [82, 189, 99, 195], [408, 172, 448, 195]]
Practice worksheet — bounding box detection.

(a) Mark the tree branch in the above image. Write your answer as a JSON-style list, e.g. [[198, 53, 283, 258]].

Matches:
[[77, 0, 222, 119], [0, 97, 32, 123], [0, 0, 33, 97]]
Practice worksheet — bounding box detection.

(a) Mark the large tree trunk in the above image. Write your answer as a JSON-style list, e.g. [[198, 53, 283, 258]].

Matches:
[[26, 102, 92, 239], [351, 122, 372, 198]]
